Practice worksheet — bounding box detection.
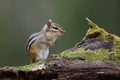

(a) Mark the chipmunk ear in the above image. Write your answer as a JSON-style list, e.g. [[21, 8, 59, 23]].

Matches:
[[47, 19, 52, 28]]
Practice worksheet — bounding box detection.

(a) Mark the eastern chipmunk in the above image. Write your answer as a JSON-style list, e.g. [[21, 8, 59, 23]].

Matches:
[[26, 19, 65, 63]]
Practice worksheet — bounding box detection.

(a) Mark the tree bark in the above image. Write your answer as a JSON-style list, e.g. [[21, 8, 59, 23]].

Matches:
[[0, 58, 120, 80]]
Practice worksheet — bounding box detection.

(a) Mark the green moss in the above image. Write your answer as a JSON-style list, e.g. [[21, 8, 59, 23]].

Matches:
[[9, 67, 19, 75], [61, 48, 109, 62], [109, 44, 120, 65], [46, 53, 62, 61], [84, 18, 120, 49], [21, 61, 44, 71]]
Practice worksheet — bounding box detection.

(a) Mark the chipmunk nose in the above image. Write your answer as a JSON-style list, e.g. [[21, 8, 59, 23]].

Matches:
[[60, 29, 66, 33]]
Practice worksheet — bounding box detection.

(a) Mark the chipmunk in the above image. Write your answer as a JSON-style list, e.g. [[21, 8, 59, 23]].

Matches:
[[26, 19, 65, 63]]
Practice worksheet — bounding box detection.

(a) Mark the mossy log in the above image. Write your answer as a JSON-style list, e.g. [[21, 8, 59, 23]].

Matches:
[[0, 58, 120, 80], [0, 18, 120, 80]]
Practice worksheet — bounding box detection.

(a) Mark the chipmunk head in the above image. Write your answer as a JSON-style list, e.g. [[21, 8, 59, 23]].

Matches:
[[45, 19, 65, 40]]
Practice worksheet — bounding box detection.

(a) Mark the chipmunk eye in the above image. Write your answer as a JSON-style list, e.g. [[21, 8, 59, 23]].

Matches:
[[52, 27, 59, 30]]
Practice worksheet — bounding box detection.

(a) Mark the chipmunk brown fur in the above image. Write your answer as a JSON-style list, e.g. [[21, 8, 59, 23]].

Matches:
[[26, 20, 65, 63]]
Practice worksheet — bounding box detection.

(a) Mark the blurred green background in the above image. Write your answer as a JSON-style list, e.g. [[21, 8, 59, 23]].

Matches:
[[0, 0, 120, 67]]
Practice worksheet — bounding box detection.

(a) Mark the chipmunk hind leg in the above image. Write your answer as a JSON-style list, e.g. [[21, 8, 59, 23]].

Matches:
[[29, 52, 38, 63]]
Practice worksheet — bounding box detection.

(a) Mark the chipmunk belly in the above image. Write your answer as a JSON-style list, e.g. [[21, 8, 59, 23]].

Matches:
[[37, 44, 49, 61]]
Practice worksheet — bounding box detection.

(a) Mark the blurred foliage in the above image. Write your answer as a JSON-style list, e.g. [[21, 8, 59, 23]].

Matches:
[[0, 0, 120, 67]]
